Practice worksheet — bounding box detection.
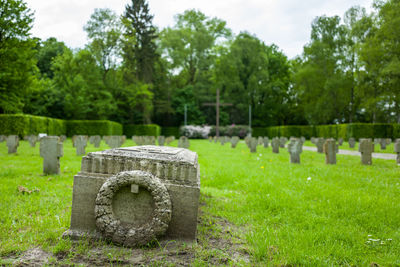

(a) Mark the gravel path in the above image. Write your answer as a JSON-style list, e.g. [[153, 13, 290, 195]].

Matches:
[[302, 146, 397, 160]]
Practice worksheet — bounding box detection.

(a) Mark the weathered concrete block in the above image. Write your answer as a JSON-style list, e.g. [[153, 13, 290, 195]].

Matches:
[[64, 146, 200, 247], [359, 139, 374, 165]]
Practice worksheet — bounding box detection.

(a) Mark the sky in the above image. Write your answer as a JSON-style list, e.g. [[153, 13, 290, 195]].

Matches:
[[26, 0, 374, 59]]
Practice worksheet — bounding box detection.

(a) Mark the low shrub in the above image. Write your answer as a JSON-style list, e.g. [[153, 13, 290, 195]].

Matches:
[[124, 124, 161, 137], [67, 120, 122, 137], [161, 127, 180, 138], [209, 125, 250, 138], [180, 125, 211, 139]]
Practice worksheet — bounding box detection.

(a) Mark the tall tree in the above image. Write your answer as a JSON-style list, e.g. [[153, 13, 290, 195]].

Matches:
[[0, 0, 37, 113], [123, 0, 158, 84]]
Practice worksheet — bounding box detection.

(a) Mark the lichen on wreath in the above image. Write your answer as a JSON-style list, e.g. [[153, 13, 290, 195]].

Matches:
[[94, 170, 172, 247]]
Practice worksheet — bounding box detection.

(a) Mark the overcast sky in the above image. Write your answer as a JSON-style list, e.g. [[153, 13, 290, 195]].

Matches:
[[26, 0, 374, 59]]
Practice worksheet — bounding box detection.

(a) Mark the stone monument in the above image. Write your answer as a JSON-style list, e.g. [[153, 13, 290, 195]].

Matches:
[[157, 136, 165, 146], [323, 139, 337, 164], [359, 139, 374, 165], [63, 146, 200, 247], [231, 136, 239, 148], [249, 137, 257, 153], [338, 138, 343, 146], [27, 135, 38, 148], [279, 137, 287, 148], [394, 140, 400, 165], [165, 136, 175, 145], [316, 138, 325, 153], [379, 138, 387, 150], [6, 135, 19, 154], [263, 137, 269, 148], [40, 136, 63, 174], [287, 138, 302, 163], [90, 135, 102, 148]]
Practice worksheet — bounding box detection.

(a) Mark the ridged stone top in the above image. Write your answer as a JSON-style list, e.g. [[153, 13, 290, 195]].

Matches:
[[79, 146, 199, 187]]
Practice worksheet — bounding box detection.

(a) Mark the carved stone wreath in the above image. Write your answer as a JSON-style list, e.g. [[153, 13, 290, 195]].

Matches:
[[94, 170, 171, 247]]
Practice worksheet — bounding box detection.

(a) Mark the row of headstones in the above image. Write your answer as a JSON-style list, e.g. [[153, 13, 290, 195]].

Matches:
[[209, 135, 400, 165], [311, 137, 395, 151]]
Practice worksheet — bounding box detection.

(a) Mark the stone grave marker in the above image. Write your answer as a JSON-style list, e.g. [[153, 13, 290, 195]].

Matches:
[[145, 136, 156, 145], [394, 140, 400, 165], [311, 137, 316, 145], [301, 136, 306, 143], [279, 137, 287, 148], [208, 136, 213, 142], [271, 137, 280, 153], [27, 135, 38, 147], [219, 136, 226, 146], [287, 138, 302, 163], [249, 137, 257, 153], [258, 136, 263, 146], [244, 136, 251, 148], [338, 138, 343, 146], [359, 139, 374, 165], [178, 136, 190, 148], [0, 135, 6, 142], [379, 138, 387, 150], [157, 136, 165, 146], [60, 135, 67, 142], [323, 139, 337, 164], [213, 136, 218, 143], [231, 136, 239, 148], [106, 136, 124, 148], [348, 138, 356, 148], [374, 138, 380, 145], [6, 135, 19, 154], [316, 138, 325, 153], [386, 138, 392, 145], [40, 136, 63, 175], [263, 137, 269, 148], [74, 135, 87, 156], [165, 136, 175, 145], [90, 135, 101, 148], [63, 145, 200, 247]]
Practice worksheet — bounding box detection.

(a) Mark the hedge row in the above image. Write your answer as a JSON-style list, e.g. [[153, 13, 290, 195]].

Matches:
[[0, 114, 66, 137], [253, 123, 400, 140], [67, 120, 123, 137], [123, 124, 161, 138], [161, 127, 180, 138]]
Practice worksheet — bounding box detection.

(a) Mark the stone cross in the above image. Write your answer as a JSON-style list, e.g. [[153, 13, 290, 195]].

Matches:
[[231, 136, 239, 148], [263, 137, 269, 148], [258, 136, 263, 145], [359, 139, 374, 165], [287, 138, 302, 163], [348, 138, 356, 148], [40, 136, 63, 174], [89, 135, 101, 148], [244, 136, 251, 148], [301, 136, 306, 143], [202, 89, 232, 137], [394, 140, 400, 165], [74, 135, 87, 156], [379, 138, 387, 150], [279, 137, 287, 148], [219, 136, 226, 146], [157, 136, 165, 146], [178, 136, 190, 148], [165, 136, 175, 145], [316, 138, 325, 153], [6, 135, 19, 154], [248, 137, 257, 153], [323, 139, 337, 164], [271, 137, 280, 153], [27, 135, 38, 147]]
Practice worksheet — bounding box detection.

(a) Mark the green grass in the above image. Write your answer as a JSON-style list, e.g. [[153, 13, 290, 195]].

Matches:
[[1, 139, 399, 265], [304, 140, 397, 154]]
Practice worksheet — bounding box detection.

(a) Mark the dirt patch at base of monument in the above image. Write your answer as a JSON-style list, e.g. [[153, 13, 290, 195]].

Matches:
[[3, 199, 251, 266]]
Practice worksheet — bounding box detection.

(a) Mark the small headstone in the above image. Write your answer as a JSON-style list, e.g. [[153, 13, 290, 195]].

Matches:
[[157, 136, 165, 146], [178, 136, 190, 148], [145, 136, 156, 145], [348, 138, 356, 148], [231, 136, 240, 148], [27, 135, 38, 148], [386, 138, 392, 145], [287, 138, 302, 163], [394, 141, 400, 165], [359, 139, 374, 165], [249, 137, 257, 153], [258, 136, 263, 146], [166, 136, 175, 145], [106, 136, 123, 148], [0, 135, 6, 142], [245, 136, 251, 148], [219, 136, 226, 146], [316, 138, 325, 153], [40, 136, 63, 174], [89, 135, 101, 148], [208, 136, 213, 142], [379, 138, 387, 150], [323, 139, 337, 165], [74, 135, 87, 156], [263, 137, 269, 148], [301, 136, 306, 143], [213, 136, 218, 143], [271, 137, 280, 153], [60, 135, 67, 142], [338, 138, 343, 146], [374, 138, 380, 145], [279, 137, 287, 148], [311, 137, 316, 145], [6, 135, 19, 154]]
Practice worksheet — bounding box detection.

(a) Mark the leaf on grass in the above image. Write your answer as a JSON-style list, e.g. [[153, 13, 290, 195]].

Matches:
[[17, 186, 40, 194]]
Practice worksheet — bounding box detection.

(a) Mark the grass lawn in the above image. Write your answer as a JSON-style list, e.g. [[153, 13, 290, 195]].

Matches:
[[1, 139, 399, 265]]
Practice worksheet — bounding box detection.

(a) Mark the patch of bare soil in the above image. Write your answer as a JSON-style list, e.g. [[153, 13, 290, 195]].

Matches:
[[3, 197, 250, 266]]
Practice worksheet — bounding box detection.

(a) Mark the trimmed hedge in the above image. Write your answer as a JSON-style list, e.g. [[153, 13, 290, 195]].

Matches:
[[124, 124, 161, 137], [161, 127, 180, 138], [0, 114, 67, 137], [67, 120, 122, 137], [260, 123, 396, 140]]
